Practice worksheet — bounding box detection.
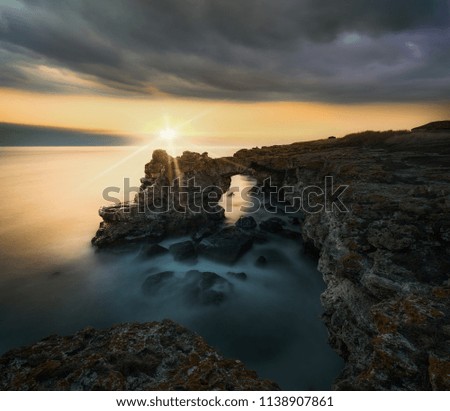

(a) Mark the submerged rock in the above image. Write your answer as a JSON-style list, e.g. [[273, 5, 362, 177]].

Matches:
[[198, 227, 253, 263], [0, 320, 279, 390], [184, 271, 233, 306], [142, 271, 175, 295], [169, 241, 197, 262], [226, 272, 248, 281]]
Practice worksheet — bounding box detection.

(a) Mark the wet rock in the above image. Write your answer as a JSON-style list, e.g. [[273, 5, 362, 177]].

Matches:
[[192, 226, 215, 242], [0, 320, 279, 390], [259, 217, 286, 233], [198, 227, 253, 264], [235, 216, 257, 230], [142, 271, 175, 295], [185, 271, 233, 306], [226, 272, 248, 281], [169, 241, 197, 262]]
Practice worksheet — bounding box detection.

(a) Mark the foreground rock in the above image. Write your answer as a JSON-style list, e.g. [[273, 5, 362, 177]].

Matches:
[[0, 320, 279, 391]]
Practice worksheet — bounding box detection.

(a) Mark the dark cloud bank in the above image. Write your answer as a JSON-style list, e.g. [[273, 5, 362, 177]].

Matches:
[[0, 0, 449, 103]]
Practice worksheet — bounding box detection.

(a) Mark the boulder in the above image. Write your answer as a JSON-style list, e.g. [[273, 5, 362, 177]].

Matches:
[[226, 272, 248, 281], [192, 226, 215, 242], [169, 241, 197, 262], [0, 320, 279, 390], [185, 271, 233, 305], [198, 227, 253, 263], [142, 271, 175, 295]]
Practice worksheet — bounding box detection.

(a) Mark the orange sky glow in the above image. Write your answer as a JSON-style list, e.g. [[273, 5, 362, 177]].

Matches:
[[0, 88, 448, 147]]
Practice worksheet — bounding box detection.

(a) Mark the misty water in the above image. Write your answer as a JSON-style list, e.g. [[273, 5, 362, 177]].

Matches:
[[0, 147, 342, 390]]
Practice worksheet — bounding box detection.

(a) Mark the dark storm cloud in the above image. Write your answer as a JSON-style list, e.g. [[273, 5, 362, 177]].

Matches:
[[0, 0, 449, 102]]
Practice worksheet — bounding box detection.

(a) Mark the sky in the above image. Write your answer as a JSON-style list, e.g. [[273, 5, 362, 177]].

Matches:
[[0, 0, 449, 146]]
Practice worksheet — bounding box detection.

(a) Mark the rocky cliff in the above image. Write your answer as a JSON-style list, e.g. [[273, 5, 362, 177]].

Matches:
[[235, 131, 450, 390], [91, 128, 450, 390], [0, 320, 279, 390]]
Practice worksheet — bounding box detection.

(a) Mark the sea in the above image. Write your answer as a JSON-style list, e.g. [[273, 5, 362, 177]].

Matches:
[[0, 146, 343, 390]]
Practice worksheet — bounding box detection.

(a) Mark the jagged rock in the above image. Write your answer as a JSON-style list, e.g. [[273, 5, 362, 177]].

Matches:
[[184, 271, 233, 305], [226, 272, 248, 281], [169, 241, 197, 262], [0, 320, 279, 390], [91, 150, 237, 247], [259, 217, 286, 233], [235, 216, 257, 230], [198, 227, 253, 263], [367, 222, 419, 251], [233, 128, 450, 390], [142, 271, 175, 295]]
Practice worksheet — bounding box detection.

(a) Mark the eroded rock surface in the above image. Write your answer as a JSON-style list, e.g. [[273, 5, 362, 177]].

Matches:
[[92, 128, 450, 390], [92, 150, 240, 248], [235, 131, 450, 390], [0, 320, 279, 391]]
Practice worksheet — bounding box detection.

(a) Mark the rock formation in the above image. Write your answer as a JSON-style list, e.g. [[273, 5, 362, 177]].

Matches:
[[92, 150, 248, 248], [412, 120, 450, 132], [91, 127, 450, 390], [0, 320, 279, 390]]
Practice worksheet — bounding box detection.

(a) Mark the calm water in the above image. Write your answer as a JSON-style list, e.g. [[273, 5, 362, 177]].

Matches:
[[0, 146, 342, 390]]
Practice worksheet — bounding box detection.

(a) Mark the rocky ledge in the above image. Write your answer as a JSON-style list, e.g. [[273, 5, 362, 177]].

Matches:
[[0, 320, 278, 391], [92, 125, 450, 390]]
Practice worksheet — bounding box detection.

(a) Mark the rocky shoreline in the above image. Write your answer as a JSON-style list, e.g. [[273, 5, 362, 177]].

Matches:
[[0, 320, 278, 390], [92, 127, 450, 390], [1, 126, 449, 390]]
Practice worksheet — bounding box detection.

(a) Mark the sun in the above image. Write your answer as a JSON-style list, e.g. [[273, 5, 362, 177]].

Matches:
[[159, 127, 177, 140]]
